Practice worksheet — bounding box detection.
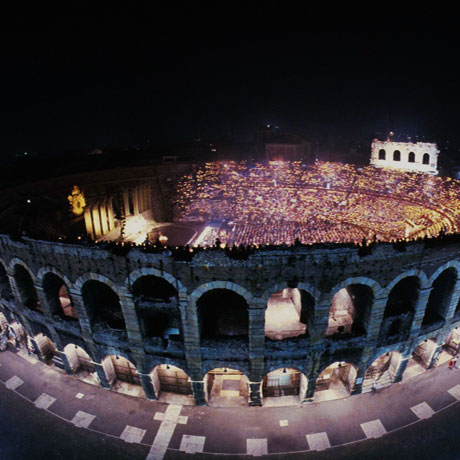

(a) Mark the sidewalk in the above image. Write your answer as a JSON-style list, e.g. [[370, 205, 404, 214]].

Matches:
[[1, 348, 460, 458]]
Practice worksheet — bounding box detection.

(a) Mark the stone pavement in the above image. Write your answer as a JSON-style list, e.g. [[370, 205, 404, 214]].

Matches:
[[1, 348, 460, 459]]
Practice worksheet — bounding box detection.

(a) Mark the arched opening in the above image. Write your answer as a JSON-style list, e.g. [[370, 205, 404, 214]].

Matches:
[[0, 264, 13, 301], [150, 364, 194, 405], [314, 362, 358, 402], [422, 268, 456, 329], [265, 288, 313, 340], [439, 327, 460, 365], [197, 289, 249, 339], [101, 355, 145, 398], [423, 153, 430, 165], [326, 284, 373, 338], [34, 333, 57, 364], [408, 152, 415, 163], [82, 281, 125, 330], [379, 276, 419, 344], [403, 339, 437, 380], [205, 368, 249, 407], [43, 273, 77, 320], [378, 149, 386, 160], [63, 344, 98, 385], [131, 275, 180, 341], [393, 150, 401, 161], [262, 367, 308, 406], [13, 265, 41, 312], [362, 351, 402, 392]]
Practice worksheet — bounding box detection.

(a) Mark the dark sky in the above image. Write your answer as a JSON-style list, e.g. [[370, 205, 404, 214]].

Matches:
[[1, 4, 459, 158]]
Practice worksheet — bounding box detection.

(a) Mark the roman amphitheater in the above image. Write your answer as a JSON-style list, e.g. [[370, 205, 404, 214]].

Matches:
[[2, 157, 460, 408]]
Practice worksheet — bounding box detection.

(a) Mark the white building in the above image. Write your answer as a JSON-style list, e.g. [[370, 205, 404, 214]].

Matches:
[[370, 139, 439, 175]]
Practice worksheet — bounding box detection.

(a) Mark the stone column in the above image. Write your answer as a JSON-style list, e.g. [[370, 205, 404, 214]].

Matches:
[[410, 287, 432, 336], [445, 278, 460, 321], [55, 349, 73, 374], [118, 291, 143, 348], [393, 357, 410, 382], [365, 296, 387, 341], [191, 380, 207, 406], [180, 298, 203, 382], [428, 343, 443, 369], [305, 375, 318, 400], [94, 363, 111, 389], [123, 190, 131, 216], [133, 188, 140, 215], [350, 367, 366, 395], [249, 381, 263, 406], [309, 294, 330, 345], [138, 373, 157, 400]]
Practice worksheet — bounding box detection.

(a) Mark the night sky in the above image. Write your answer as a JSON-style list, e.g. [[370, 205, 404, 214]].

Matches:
[[1, 4, 459, 159]]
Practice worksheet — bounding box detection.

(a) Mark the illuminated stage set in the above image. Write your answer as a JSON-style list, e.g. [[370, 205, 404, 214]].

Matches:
[[2, 139, 460, 407]]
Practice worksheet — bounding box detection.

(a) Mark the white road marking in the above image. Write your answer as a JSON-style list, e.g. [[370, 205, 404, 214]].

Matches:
[[5, 375, 23, 390], [447, 384, 460, 400], [410, 401, 435, 419], [306, 432, 331, 451], [75, 392, 84, 399], [179, 435, 206, 454], [120, 425, 146, 444], [280, 420, 289, 427], [146, 404, 185, 460], [360, 419, 387, 438], [247, 438, 268, 456], [34, 393, 56, 410], [71, 410, 96, 428]]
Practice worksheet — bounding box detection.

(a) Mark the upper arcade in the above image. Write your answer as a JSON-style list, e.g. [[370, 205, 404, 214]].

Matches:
[[370, 138, 439, 175]]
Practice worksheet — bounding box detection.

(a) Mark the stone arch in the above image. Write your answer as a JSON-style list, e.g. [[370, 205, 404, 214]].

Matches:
[[81, 279, 125, 330], [261, 281, 320, 305], [74, 273, 124, 299], [37, 266, 73, 290], [313, 361, 358, 401], [33, 332, 57, 363], [423, 153, 430, 165], [150, 364, 194, 403], [41, 269, 77, 320], [131, 274, 180, 339], [262, 366, 308, 403], [393, 150, 401, 161], [127, 267, 186, 296], [362, 351, 402, 392], [326, 277, 379, 338], [379, 272, 424, 344], [408, 151, 415, 163], [201, 361, 250, 377], [8, 258, 36, 281], [12, 262, 41, 312], [196, 288, 249, 339], [190, 281, 253, 306], [378, 149, 386, 160], [423, 266, 457, 327], [428, 260, 460, 285], [101, 354, 145, 398], [403, 338, 437, 380], [204, 366, 250, 407], [63, 343, 97, 382]]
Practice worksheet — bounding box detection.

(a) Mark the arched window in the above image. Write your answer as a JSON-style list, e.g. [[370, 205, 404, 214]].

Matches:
[[393, 150, 401, 161], [423, 153, 430, 165], [378, 149, 386, 160], [408, 152, 415, 163]]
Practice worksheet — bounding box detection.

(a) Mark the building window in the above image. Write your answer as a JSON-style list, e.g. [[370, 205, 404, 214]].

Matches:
[[408, 152, 415, 163], [378, 149, 386, 160], [393, 150, 401, 161], [423, 153, 430, 165]]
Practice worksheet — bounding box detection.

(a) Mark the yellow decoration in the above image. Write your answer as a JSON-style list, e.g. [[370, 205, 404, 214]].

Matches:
[[67, 185, 86, 216]]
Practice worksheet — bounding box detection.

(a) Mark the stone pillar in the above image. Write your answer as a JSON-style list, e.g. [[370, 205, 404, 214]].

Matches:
[[309, 295, 330, 344], [350, 367, 366, 395], [365, 296, 387, 341], [91, 206, 102, 239], [99, 201, 108, 235], [84, 208, 94, 239], [305, 375, 317, 400], [138, 373, 157, 400], [393, 357, 410, 382], [445, 278, 460, 321], [191, 380, 207, 406], [118, 291, 143, 348], [123, 190, 131, 216], [428, 343, 443, 369], [94, 363, 111, 389], [133, 188, 140, 215], [410, 287, 432, 336], [249, 381, 262, 406], [68, 290, 93, 337], [180, 298, 203, 381]]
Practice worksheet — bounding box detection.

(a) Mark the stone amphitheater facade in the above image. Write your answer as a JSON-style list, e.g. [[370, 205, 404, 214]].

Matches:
[[1, 164, 460, 406]]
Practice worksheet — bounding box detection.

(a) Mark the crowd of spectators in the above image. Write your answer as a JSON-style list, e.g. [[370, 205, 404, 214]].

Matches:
[[173, 161, 460, 246]]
